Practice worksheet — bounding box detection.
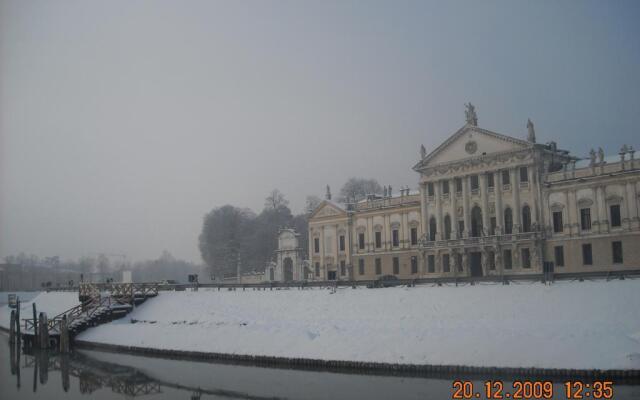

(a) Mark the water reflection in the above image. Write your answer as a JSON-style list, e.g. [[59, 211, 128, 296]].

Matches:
[[2, 336, 640, 400]]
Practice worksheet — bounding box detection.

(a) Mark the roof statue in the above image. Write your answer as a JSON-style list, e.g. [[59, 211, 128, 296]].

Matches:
[[589, 148, 596, 166], [598, 147, 605, 164], [388, 185, 392, 196], [383, 186, 388, 197], [420, 144, 426, 159], [526, 118, 536, 143], [325, 185, 331, 200], [464, 102, 478, 126]]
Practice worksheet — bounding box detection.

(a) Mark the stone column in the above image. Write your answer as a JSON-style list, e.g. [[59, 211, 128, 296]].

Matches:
[[320, 226, 326, 280], [366, 216, 372, 252], [494, 171, 503, 234], [480, 172, 490, 235], [462, 175, 470, 237], [384, 214, 391, 250], [567, 189, 579, 235], [420, 182, 428, 239], [528, 165, 540, 226], [511, 168, 521, 232], [626, 182, 639, 229], [334, 224, 340, 277], [435, 180, 443, 240], [596, 185, 608, 233], [592, 187, 602, 233], [450, 178, 458, 238], [562, 191, 570, 232]]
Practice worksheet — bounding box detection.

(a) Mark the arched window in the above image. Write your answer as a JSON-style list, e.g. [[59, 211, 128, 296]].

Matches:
[[444, 215, 452, 240], [471, 206, 483, 237], [429, 217, 437, 241], [504, 208, 513, 234]]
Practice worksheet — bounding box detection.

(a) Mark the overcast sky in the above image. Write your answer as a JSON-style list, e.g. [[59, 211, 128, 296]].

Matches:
[[1, 0, 639, 263]]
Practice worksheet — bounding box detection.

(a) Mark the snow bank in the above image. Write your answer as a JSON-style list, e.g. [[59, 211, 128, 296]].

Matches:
[[77, 280, 640, 370], [0, 291, 79, 329]]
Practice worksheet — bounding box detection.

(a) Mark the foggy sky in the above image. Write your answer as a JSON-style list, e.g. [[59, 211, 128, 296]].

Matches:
[[1, 0, 639, 263]]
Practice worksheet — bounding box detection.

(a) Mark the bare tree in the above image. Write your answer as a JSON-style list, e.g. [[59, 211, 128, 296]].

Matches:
[[264, 189, 289, 210], [337, 177, 383, 203], [305, 195, 322, 212]]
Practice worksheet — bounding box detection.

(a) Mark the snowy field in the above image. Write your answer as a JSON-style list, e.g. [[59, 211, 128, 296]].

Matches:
[[71, 280, 640, 370]]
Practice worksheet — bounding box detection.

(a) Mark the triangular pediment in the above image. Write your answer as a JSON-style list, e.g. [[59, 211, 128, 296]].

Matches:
[[309, 200, 347, 219], [414, 124, 533, 171]]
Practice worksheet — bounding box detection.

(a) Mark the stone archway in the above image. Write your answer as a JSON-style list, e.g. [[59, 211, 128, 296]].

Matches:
[[283, 257, 294, 282]]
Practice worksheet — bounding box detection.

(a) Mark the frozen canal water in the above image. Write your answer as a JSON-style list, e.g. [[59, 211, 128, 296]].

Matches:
[[1, 335, 639, 400]]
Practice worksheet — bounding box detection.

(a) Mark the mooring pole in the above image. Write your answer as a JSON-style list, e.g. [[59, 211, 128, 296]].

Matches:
[[39, 312, 49, 349], [59, 315, 69, 353], [9, 309, 16, 344], [32, 303, 38, 347], [16, 298, 21, 348]]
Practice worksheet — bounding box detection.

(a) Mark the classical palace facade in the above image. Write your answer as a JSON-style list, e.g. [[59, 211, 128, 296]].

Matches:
[[308, 105, 639, 280]]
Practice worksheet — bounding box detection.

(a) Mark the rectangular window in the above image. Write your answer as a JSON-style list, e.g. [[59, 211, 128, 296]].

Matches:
[[521, 248, 531, 268], [520, 166, 529, 182], [487, 251, 496, 270], [375, 231, 382, 248], [503, 249, 512, 269], [553, 211, 563, 233], [410, 228, 418, 245], [458, 221, 465, 237], [554, 246, 564, 267], [339, 235, 345, 251], [502, 169, 511, 185], [427, 183, 434, 196], [315, 262, 320, 276], [427, 255, 435, 273], [442, 180, 449, 194], [340, 260, 346, 276], [442, 254, 450, 272], [582, 243, 593, 265], [487, 173, 494, 188], [455, 177, 462, 193], [502, 170, 510, 185], [375, 258, 382, 275], [393, 257, 399, 275], [411, 256, 418, 274], [580, 208, 591, 231], [358, 233, 365, 250], [358, 258, 365, 275], [490, 217, 497, 236], [610, 205, 621, 228], [314, 238, 320, 253], [612, 241, 623, 264], [392, 229, 399, 247], [470, 175, 479, 190]]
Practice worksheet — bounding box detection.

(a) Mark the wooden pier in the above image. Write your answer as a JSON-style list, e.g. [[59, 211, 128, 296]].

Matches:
[[10, 282, 159, 351]]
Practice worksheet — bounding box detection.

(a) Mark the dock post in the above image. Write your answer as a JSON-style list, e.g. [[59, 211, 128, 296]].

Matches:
[[32, 303, 38, 347], [9, 309, 16, 344], [59, 315, 69, 353], [16, 298, 21, 348], [39, 312, 49, 349]]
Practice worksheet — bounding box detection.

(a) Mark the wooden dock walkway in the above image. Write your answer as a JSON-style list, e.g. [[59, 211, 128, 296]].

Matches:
[[10, 282, 159, 351]]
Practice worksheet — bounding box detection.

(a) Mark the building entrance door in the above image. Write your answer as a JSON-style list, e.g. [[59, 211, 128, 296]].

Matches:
[[470, 252, 483, 277], [327, 271, 337, 280], [283, 257, 294, 282]]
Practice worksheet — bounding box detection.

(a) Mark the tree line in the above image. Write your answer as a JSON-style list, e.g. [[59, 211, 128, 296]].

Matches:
[[199, 178, 384, 278]]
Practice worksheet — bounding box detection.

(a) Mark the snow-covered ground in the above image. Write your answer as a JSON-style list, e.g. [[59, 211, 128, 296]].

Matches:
[[73, 280, 640, 370], [0, 291, 80, 329]]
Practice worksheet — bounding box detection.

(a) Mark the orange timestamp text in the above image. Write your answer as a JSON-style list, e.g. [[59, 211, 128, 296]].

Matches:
[[452, 380, 614, 399]]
